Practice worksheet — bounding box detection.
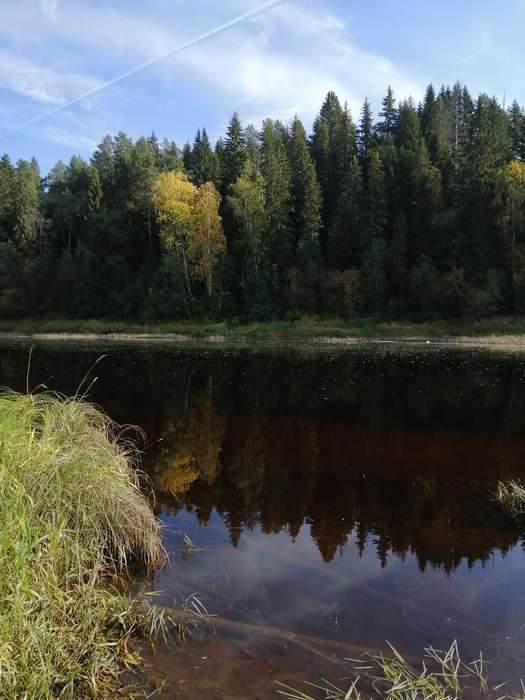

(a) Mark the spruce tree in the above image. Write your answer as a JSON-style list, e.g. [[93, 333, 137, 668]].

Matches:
[[191, 128, 217, 185], [0, 155, 15, 243], [509, 101, 525, 161], [311, 91, 350, 232], [377, 85, 397, 137], [221, 112, 246, 193], [288, 117, 321, 263], [358, 98, 374, 187], [327, 154, 362, 268], [288, 116, 322, 308], [260, 119, 292, 303]]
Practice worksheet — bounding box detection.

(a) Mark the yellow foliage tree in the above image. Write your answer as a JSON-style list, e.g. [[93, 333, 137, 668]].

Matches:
[[189, 181, 226, 295], [151, 171, 196, 298], [152, 172, 225, 297]]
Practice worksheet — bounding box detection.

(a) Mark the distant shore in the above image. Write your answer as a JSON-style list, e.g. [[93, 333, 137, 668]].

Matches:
[[4, 316, 525, 346]]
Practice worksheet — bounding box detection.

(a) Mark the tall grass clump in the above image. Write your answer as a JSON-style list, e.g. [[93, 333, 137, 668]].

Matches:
[[497, 480, 525, 518], [0, 390, 165, 698]]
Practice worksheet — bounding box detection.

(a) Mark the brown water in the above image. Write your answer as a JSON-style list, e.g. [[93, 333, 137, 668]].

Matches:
[[3, 339, 525, 697]]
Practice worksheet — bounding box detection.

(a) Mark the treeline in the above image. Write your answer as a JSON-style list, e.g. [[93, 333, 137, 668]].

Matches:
[[2, 82, 525, 321]]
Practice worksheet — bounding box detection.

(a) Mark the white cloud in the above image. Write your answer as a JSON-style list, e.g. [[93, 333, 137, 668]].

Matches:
[[159, 2, 421, 126], [39, 126, 98, 151], [0, 1, 422, 142], [0, 49, 101, 106]]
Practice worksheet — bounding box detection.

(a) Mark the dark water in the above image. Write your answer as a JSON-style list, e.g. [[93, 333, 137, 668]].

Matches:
[[3, 339, 525, 697]]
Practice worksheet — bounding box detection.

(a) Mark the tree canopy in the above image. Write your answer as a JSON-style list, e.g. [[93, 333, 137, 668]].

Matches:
[[2, 82, 525, 321]]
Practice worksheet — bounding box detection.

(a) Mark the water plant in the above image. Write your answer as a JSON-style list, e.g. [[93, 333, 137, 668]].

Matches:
[[276, 641, 519, 700], [0, 390, 165, 698]]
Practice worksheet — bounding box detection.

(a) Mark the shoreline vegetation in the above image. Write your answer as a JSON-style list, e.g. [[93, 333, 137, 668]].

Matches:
[[0, 391, 165, 698], [5, 316, 525, 346]]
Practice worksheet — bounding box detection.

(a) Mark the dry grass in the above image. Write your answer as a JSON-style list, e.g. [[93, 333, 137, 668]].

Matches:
[[0, 391, 165, 698], [497, 480, 525, 518]]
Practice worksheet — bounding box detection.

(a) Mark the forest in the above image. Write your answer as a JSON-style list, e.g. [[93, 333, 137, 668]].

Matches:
[[1, 82, 525, 322]]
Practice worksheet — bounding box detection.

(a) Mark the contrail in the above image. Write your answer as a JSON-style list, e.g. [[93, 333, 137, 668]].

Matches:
[[13, 0, 286, 134]]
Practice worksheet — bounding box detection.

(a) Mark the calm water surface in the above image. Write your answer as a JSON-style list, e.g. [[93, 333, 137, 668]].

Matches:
[[2, 339, 525, 697]]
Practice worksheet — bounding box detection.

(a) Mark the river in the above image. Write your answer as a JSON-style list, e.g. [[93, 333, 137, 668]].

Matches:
[[2, 338, 525, 698]]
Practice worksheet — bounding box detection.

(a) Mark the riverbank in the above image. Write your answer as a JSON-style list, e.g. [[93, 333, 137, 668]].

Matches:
[[4, 316, 525, 345], [0, 391, 164, 698]]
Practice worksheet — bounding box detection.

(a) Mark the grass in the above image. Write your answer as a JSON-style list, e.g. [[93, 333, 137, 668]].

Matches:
[[0, 390, 166, 698], [496, 480, 525, 518], [276, 641, 519, 700], [5, 314, 525, 342]]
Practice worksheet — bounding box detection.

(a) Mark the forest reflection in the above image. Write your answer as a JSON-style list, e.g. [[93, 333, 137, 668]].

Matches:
[[2, 340, 525, 573], [148, 377, 525, 573]]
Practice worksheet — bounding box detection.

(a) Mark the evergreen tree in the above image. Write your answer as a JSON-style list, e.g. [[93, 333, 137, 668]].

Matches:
[[182, 142, 192, 173], [327, 154, 362, 268], [396, 99, 442, 261], [288, 117, 322, 264], [190, 128, 217, 185], [288, 116, 322, 308], [0, 155, 15, 242], [311, 91, 350, 232], [358, 98, 374, 187], [508, 101, 525, 162], [377, 85, 397, 137], [2, 81, 525, 322], [227, 159, 266, 308], [221, 113, 246, 193], [14, 159, 44, 253], [260, 119, 292, 305]]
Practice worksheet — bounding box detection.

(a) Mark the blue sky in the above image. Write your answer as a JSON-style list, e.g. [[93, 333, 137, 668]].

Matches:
[[1, 0, 524, 173]]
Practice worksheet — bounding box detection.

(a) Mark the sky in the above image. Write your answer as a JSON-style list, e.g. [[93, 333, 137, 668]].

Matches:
[[1, 0, 524, 173]]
